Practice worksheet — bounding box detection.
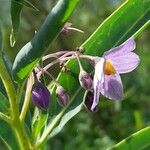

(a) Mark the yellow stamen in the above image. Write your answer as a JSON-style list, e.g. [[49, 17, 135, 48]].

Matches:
[[105, 59, 116, 75]]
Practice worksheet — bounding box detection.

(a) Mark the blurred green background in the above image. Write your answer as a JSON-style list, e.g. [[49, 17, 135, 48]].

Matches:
[[0, 0, 150, 149]]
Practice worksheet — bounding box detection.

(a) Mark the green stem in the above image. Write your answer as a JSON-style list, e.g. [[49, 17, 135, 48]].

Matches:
[[0, 57, 31, 149], [20, 74, 34, 122], [0, 57, 18, 118], [13, 120, 32, 150]]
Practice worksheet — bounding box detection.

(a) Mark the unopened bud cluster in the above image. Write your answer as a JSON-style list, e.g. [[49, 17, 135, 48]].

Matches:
[[31, 81, 70, 110], [31, 23, 99, 110]]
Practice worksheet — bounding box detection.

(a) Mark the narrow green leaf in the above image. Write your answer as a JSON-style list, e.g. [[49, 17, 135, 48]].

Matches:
[[11, 0, 38, 11], [49, 102, 83, 138], [0, 120, 19, 150], [10, 0, 24, 47], [0, 136, 12, 150], [10, 0, 38, 47], [0, 79, 6, 97], [108, 126, 150, 150], [22, 0, 39, 11], [0, 52, 14, 98], [81, 0, 150, 56], [32, 109, 48, 140], [134, 20, 150, 38], [12, 0, 79, 83], [0, 92, 9, 113]]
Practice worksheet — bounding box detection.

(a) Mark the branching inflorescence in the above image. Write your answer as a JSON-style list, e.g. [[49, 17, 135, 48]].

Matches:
[[30, 24, 140, 112]]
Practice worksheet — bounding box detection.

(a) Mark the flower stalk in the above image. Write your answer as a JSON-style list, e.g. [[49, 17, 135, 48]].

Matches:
[[37, 52, 94, 79]]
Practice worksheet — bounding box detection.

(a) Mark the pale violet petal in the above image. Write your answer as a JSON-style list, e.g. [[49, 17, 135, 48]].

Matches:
[[91, 58, 105, 111], [94, 58, 105, 82], [109, 52, 140, 73], [100, 73, 123, 100], [91, 83, 101, 111], [103, 37, 136, 59], [103, 37, 139, 74]]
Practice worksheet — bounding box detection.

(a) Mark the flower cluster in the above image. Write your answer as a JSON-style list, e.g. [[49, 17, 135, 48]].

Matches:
[[30, 24, 139, 112]]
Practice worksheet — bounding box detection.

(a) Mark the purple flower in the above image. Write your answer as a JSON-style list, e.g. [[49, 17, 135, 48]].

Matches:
[[31, 82, 51, 110], [91, 38, 140, 111]]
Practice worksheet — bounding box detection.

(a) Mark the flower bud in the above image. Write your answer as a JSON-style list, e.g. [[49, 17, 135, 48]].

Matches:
[[31, 82, 51, 110], [56, 86, 69, 107], [79, 70, 93, 90], [85, 92, 98, 112]]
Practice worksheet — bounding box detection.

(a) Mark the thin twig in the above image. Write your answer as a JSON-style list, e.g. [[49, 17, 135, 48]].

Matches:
[[37, 55, 94, 79], [42, 51, 74, 61], [37, 67, 60, 87], [75, 52, 83, 70]]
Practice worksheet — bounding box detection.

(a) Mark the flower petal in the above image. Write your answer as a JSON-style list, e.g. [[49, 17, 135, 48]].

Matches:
[[109, 52, 140, 73], [103, 37, 136, 58], [103, 37, 140, 73], [91, 58, 105, 111], [91, 83, 101, 111], [94, 58, 105, 82], [101, 73, 123, 100]]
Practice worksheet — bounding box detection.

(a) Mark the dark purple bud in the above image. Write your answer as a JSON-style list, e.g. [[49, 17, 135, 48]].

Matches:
[[56, 86, 69, 107], [31, 83, 51, 110], [79, 70, 93, 90], [85, 92, 99, 112]]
